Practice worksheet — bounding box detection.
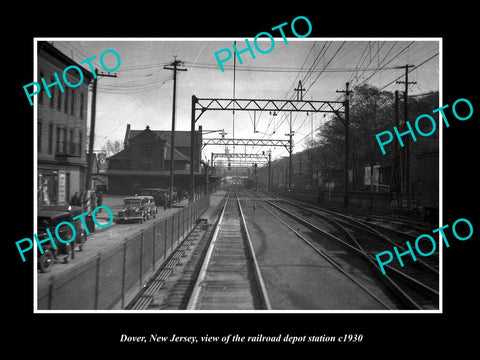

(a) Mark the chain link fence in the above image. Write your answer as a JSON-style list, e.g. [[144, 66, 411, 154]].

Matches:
[[37, 195, 210, 310]]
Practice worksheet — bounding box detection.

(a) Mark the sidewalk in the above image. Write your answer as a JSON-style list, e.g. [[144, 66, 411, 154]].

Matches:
[[92, 195, 188, 229], [37, 196, 191, 286]]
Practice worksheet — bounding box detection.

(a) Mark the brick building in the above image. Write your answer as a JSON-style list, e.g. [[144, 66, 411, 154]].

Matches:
[[105, 125, 204, 195], [37, 41, 94, 207]]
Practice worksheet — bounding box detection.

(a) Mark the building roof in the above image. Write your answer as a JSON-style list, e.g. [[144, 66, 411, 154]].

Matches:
[[108, 126, 190, 162], [164, 142, 191, 161], [125, 125, 198, 148], [38, 41, 94, 81], [120, 125, 196, 161]]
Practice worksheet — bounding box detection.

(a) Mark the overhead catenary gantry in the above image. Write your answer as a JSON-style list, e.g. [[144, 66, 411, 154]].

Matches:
[[211, 152, 270, 162], [192, 97, 344, 118], [190, 91, 350, 206], [203, 138, 290, 150], [211, 152, 271, 188]]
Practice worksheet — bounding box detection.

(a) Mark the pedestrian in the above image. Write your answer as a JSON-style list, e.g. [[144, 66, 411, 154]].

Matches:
[[163, 194, 167, 210], [80, 191, 87, 211], [71, 192, 79, 206], [91, 190, 97, 210], [97, 190, 103, 212]]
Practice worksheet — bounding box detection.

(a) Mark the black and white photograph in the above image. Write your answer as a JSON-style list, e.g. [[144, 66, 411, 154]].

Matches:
[[6, 6, 478, 354], [33, 38, 441, 312]]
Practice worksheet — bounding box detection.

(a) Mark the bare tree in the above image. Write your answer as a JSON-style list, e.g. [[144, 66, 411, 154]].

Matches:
[[102, 139, 123, 157]]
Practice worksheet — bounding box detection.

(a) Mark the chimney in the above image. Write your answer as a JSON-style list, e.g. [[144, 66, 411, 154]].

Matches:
[[124, 124, 131, 148]]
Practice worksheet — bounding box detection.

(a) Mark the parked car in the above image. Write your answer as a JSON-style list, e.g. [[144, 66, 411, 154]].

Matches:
[[136, 188, 169, 206], [143, 195, 157, 218], [179, 190, 188, 200], [114, 196, 156, 224], [37, 205, 87, 273]]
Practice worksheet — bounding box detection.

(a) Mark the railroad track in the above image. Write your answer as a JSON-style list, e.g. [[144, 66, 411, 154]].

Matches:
[[248, 190, 439, 310], [186, 190, 271, 310], [279, 191, 433, 231], [271, 193, 440, 272]]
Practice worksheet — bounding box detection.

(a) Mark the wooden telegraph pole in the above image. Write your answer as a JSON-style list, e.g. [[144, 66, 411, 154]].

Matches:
[[396, 65, 416, 209], [164, 57, 187, 206], [85, 69, 117, 211], [336, 82, 352, 208]]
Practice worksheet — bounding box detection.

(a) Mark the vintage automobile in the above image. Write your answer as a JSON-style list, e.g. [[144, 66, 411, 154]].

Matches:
[[136, 188, 169, 207], [114, 195, 157, 224], [37, 205, 87, 273], [143, 195, 157, 218], [179, 190, 189, 201]]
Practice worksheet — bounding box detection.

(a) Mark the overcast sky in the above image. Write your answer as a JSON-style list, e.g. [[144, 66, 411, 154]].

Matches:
[[42, 38, 440, 163]]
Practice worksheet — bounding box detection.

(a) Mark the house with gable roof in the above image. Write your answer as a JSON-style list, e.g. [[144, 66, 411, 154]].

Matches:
[[105, 124, 206, 195]]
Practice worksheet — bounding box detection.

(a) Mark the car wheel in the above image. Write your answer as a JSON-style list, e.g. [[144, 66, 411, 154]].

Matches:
[[38, 250, 55, 273]]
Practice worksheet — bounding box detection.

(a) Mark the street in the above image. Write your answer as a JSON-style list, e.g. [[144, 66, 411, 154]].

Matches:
[[36, 195, 189, 287]]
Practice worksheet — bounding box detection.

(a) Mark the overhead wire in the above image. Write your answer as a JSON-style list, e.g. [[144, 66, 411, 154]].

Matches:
[[59, 41, 438, 160], [276, 41, 438, 159]]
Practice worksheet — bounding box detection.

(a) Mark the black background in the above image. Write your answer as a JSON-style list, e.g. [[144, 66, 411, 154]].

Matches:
[[6, 4, 477, 355]]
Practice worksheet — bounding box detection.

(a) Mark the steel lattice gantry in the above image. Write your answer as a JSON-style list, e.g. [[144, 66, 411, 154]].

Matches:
[[192, 97, 344, 117], [190, 93, 349, 206], [210, 152, 270, 162], [204, 138, 290, 150]]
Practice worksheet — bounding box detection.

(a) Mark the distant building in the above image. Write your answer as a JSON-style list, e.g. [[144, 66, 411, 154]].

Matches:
[[37, 41, 94, 207], [105, 125, 204, 194]]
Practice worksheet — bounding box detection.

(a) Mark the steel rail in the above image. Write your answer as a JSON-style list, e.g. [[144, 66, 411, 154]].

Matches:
[[249, 191, 437, 309], [262, 198, 423, 309], [236, 192, 272, 310], [186, 190, 231, 310], [275, 193, 439, 274], [186, 190, 270, 310], [251, 194, 393, 310]]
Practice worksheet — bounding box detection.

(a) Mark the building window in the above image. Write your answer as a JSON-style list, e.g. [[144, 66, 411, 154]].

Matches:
[[63, 128, 67, 154], [48, 123, 53, 154], [70, 89, 75, 116], [69, 129, 74, 155], [49, 77, 55, 109], [39, 71, 44, 105], [78, 131, 83, 156], [38, 121, 42, 152], [64, 88, 69, 114], [57, 86, 62, 111], [56, 127, 61, 153], [79, 93, 84, 119]]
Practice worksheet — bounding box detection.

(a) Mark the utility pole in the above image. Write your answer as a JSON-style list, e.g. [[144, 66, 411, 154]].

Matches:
[[86, 69, 117, 211], [396, 65, 416, 209], [268, 150, 272, 192], [286, 112, 294, 192], [294, 80, 306, 101], [299, 157, 302, 187], [394, 90, 402, 208], [232, 41, 236, 154], [164, 57, 187, 206], [336, 82, 352, 208]]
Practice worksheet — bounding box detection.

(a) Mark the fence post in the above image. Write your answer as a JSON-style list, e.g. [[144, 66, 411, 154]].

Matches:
[[152, 223, 156, 271], [177, 212, 181, 244], [188, 202, 191, 228], [121, 242, 127, 309], [139, 232, 144, 286], [164, 218, 168, 256], [171, 215, 174, 250], [182, 208, 185, 240]]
